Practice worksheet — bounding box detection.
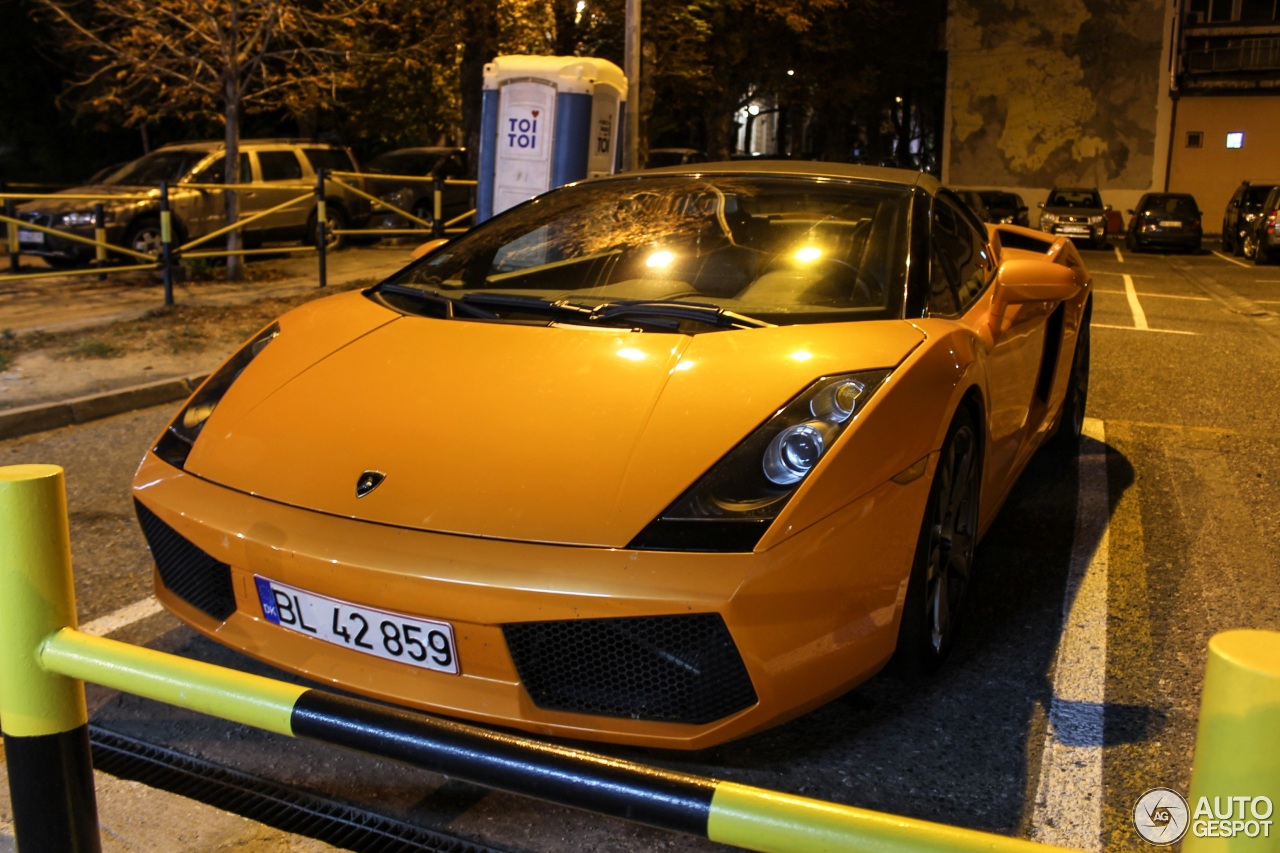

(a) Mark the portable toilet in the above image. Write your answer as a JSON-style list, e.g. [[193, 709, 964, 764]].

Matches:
[[477, 55, 627, 222]]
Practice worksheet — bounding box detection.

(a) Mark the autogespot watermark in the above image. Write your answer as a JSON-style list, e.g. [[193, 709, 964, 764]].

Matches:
[[1133, 788, 1274, 845]]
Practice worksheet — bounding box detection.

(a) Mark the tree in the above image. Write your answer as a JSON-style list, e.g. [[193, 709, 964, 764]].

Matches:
[[31, 0, 432, 278]]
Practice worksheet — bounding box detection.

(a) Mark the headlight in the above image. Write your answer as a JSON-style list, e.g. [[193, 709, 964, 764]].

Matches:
[[58, 210, 109, 227], [153, 323, 279, 469], [628, 371, 889, 552], [998, 215, 1014, 224], [1041, 212, 1058, 226], [1089, 215, 1105, 226], [380, 188, 414, 207]]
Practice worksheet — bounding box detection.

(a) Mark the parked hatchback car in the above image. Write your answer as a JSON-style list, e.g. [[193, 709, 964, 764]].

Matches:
[[1038, 187, 1110, 248], [1221, 179, 1280, 256], [953, 190, 992, 222], [978, 190, 1030, 227], [15, 139, 369, 266], [363, 147, 472, 235], [1242, 185, 1280, 264], [1125, 192, 1202, 253]]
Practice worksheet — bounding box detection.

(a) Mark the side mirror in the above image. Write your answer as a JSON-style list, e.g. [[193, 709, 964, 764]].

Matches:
[[986, 258, 1081, 344], [1038, 201, 1045, 208]]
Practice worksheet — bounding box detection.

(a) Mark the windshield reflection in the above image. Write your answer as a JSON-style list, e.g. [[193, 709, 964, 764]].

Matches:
[[385, 175, 911, 326]]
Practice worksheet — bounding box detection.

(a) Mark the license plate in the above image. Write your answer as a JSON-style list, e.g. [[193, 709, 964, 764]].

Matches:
[[1061, 225, 1089, 234], [17, 228, 44, 246], [254, 576, 459, 674], [1159, 220, 1182, 228]]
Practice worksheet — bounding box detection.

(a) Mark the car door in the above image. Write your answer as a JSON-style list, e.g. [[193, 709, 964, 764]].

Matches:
[[186, 153, 251, 239], [243, 148, 312, 240], [932, 195, 1050, 492]]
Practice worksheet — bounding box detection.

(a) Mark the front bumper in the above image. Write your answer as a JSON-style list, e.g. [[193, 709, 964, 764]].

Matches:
[[132, 450, 929, 749]]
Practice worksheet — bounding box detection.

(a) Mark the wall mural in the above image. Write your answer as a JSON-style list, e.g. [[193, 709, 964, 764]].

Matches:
[[948, 0, 1164, 189]]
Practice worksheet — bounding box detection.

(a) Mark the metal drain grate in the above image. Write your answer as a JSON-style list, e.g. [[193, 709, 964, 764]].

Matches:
[[88, 727, 517, 853]]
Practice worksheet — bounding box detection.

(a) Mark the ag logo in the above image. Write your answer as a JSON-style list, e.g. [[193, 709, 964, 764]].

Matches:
[[1134, 788, 1190, 845], [355, 470, 386, 498]]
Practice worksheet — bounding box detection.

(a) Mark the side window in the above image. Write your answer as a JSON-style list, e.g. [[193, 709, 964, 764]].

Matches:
[[191, 153, 252, 184], [258, 151, 304, 182], [930, 196, 994, 314], [302, 147, 356, 175]]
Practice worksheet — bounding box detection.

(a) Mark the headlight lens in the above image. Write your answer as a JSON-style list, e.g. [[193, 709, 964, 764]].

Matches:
[[58, 210, 106, 227], [628, 370, 890, 552], [1089, 215, 1105, 226], [153, 322, 279, 469], [1041, 212, 1057, 226]]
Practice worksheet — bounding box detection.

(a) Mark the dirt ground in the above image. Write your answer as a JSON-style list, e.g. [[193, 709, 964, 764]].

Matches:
[[0, 275, 368, 411], [0, 246, 409, 410]]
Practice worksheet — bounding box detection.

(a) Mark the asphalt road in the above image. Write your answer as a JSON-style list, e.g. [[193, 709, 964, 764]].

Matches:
[[2, 243, 1279, 852]]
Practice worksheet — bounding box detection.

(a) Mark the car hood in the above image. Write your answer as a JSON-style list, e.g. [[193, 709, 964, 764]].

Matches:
[[181, 292, 925, 547], [17, 184, 162, 213]]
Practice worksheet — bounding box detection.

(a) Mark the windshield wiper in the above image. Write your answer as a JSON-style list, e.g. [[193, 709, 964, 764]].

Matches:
[[459, 292, 596, 320], [378, 283, 497, 319], [589, 301, 772, 330]]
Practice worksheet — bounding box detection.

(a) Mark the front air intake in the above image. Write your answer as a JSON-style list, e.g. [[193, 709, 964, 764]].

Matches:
[[134, 499, 236, 621], [502, 614, 757, 724]]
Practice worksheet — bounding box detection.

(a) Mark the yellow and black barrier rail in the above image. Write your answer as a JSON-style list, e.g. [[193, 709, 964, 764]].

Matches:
[[3, 464, 1277, 853], [1, 169, 476, 293]]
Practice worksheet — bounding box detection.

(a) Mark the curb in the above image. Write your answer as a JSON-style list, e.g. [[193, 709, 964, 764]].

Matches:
[[0, 375, 206, 441]]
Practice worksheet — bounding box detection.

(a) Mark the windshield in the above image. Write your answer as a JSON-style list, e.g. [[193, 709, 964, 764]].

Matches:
[[105, 150, 211, 186], [1047, 189, 1102, 209], [382, 174, 910, 328]]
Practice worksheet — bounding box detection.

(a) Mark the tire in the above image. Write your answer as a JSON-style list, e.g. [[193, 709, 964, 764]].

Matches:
[[1242, 231, 1258, 260], [1048, 308, 1091, 458], [125, 218, 164, 258], [411, 200, 437, 232], [1233, 229, 1247, 257], [893, 406, 981, 674], [1258, 241, 1273, 265], [308, 205, 348, 251]]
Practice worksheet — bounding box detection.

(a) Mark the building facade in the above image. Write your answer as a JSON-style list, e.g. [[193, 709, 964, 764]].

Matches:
[[944, 0, 1280, 239]]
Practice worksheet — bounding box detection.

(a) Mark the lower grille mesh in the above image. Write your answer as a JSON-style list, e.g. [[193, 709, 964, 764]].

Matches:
[[134, 499, 236, 620], [503, 614, 757, 724]]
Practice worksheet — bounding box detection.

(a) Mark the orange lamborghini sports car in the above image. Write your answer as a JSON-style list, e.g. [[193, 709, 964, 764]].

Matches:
[[133, 162, 1091, 750]]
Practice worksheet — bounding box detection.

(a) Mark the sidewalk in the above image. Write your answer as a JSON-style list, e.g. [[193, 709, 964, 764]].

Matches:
[[0, 246, 412, 439], [0, 246, 410, 851]]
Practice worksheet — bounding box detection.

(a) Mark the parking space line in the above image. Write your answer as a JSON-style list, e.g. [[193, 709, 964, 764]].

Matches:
[[1122, 274, 1148, 330], [1093, 289, 1209, 301], [80, 595, 165, 637], [1031, 416, 1109, 851], [1092, 323, 1198, 335], [1210, 250, 1251, 268]]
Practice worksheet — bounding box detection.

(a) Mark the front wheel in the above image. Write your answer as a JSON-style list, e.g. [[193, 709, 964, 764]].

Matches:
[[1048, 314, 1090, 458], [1242, 231, 1258, 260], [308, 205, 348, 251], [893, 407, 981, 673], [125, 218, 164, 258]]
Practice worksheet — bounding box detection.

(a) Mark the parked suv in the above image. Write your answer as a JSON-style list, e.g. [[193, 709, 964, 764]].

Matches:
[[1038, 187, 1110, 248], [1242, 185, 1280, 264], [1221, 179, 1279, 256], [15, 139, 369, 266]]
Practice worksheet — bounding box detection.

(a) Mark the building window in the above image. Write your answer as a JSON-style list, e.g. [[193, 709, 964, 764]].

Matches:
[[1186, 131, 1204, 148], [1226, 132, 1245, 149]]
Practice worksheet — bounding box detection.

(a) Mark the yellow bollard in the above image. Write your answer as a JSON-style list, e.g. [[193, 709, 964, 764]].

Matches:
[[0, 463, 101, 852], [1184, 629, 1280, 852]]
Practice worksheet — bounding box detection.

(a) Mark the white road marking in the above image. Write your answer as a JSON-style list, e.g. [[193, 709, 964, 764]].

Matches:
[[1093, 289, 1209, 301], [80, 595, 165, 637], [1091, 323, 1198, 335], [1031, 416, 1109, 851], [1122, 274, 1148, 330], [1210, 250, 1251, 268]]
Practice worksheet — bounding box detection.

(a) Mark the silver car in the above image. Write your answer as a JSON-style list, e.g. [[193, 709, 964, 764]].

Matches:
[[15, 139, 370, 266]]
